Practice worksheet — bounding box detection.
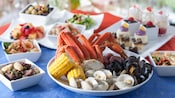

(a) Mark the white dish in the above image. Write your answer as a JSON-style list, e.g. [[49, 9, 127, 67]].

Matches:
[[149, 51, 175, 76], [99, 20, 175, 57], [38, 36, 57, 49], [59, 10, 104, 30], [2, 40, 41, 62], [0, 18, 46, 42], [19, 3, 57, 25], [0, 18, 57, 49], [47, 49, 153, 96], [0, 59, 45, 91]]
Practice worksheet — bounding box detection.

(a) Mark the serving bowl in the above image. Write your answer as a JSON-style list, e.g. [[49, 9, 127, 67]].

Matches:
[[149, 51, 175, 76], [2, 39, 41, 62], [0, 59, 45, 91], [19, 3, 56, 25]]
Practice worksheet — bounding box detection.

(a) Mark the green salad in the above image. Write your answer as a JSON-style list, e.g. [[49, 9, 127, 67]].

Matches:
[[66, 14, 95, 29]]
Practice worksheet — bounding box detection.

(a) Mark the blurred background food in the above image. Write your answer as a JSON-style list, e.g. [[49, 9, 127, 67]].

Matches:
[[0, 0, 175, 26]]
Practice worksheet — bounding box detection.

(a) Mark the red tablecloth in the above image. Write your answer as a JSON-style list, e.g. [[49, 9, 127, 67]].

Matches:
[[0, 10, 174, 51]]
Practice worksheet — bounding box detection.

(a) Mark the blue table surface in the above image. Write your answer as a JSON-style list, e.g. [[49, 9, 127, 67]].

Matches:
[[0, 41, 175, 98]]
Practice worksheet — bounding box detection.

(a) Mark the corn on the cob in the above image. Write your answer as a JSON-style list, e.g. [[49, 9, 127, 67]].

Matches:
[[48, 53, 75, 79], [67, 65, 86, 81]]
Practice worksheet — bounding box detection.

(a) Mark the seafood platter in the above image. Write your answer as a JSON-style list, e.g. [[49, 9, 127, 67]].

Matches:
[[4, 2, 175, 96], [47, 31, 153, 96]]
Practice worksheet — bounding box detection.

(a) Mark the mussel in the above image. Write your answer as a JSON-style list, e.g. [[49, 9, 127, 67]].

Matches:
[[106, 60, 124, 76], [124, 56, 153, 84], [104, 54, 153, 85]]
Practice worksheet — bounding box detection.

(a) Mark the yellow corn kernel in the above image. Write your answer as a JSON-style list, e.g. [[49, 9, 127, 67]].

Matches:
[[67, 65, 85, 81], [48, 53, 75, 79]]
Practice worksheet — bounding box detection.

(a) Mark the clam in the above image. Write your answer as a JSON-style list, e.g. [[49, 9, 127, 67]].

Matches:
[[82, 59, 104, 71], [115, 74, 134, 90], [69, 77, 78, 88], [96, 81, 109, 90], [81, 81, 93, 90], [85, 77, 98, 89], [1, 64, 13, 73], [93, 70, 106, 81]]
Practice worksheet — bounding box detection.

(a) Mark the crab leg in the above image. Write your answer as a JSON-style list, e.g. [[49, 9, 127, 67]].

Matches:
[[105, 41, 128, 59], [57, 35, 65, 49], [64, 45, 81, 64], [60, 32, 85, 60], [69, 33, 90, 59], [77, 34, 97, 59], [94, 45, 104, 63], [92, 32, 112, 46], [88, 33, 99, 44], [55, 46, 65, 59]]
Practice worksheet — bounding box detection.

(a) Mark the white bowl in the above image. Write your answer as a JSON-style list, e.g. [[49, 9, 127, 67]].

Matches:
[[0, 59, 45, 91], [2, 40, 41, 62], [47, 23, 86, 44], [149, 51, 175, 76], [19, 3, 56, 25]]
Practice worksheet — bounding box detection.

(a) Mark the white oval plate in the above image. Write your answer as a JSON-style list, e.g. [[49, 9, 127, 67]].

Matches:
[[47, 49, 153, 96]]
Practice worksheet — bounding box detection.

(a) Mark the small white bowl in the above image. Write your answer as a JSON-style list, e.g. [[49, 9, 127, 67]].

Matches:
[[19, 3, 56, 25], [47, 23, 86, 44], [2, 40, 41, 62], [149, 51, 175, 76], [0, 59, 45, 91]]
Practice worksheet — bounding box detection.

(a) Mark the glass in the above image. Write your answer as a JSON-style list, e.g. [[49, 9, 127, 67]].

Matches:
[[68, 0, 80, 10], [154, 9, 169, 36]]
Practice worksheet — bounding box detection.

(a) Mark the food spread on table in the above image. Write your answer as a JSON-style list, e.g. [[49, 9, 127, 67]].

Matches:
[[48, 23, 80, 36], [151, 51, 175, 66], [0, 2, 174, 96], [0, 61, 40, 81], [23, 4, 53, 16], [10, 23, 44, 40], [3, 39, 39, 54], [66, 14, 95, 29], [112, 6, 172, 54]]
